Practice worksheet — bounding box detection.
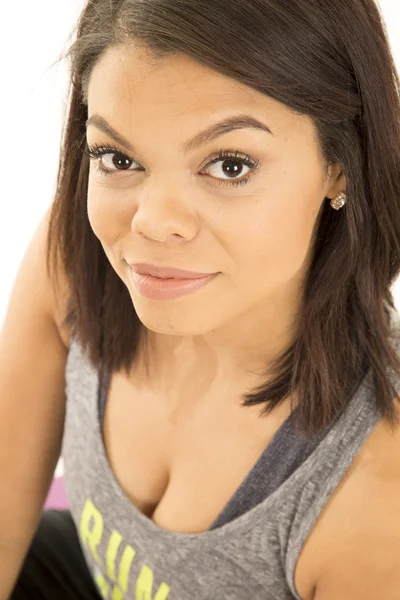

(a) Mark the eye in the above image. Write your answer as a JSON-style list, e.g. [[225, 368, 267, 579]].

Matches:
[[201, 149, 260, 187], [84, 143, 137, 177], [84, 144, 260, 188]]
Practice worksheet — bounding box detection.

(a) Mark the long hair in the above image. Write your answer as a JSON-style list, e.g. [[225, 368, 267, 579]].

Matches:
[[46, 0, 400, 438]]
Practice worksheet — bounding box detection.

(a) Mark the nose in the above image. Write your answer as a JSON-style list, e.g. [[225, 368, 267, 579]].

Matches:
[[131, 188, 200, 244]]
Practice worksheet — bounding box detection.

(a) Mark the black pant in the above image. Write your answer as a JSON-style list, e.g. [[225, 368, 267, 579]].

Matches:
[[10, 509, 102, 599]]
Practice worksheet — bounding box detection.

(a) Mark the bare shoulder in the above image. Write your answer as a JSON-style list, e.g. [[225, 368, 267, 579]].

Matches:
[[41, 206, 73, 352], [51, 260, 72, 352], [300, 397, 400, 599]]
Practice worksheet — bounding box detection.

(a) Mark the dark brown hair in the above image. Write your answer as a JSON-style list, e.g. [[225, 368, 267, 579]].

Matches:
[[47, 0, 400, 438]]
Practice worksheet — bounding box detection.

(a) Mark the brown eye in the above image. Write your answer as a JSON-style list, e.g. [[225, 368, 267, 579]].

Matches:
[[205, 157, 251, 181], [85, 144, 138, 176], [100, 152, 136, 172]]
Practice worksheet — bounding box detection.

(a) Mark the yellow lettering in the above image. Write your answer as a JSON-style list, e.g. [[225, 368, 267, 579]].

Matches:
[[135, 564, 170, 600], [80, 499, 104, 564], [106, 531, 136, 591], [95, 572, 110, 599], [106, 531, 122, 580], [118, 545, 136, 591], [111, 585, 125, 599]]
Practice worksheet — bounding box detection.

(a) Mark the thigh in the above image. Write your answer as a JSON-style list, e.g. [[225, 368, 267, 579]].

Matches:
[[10, 509, 102, 600]]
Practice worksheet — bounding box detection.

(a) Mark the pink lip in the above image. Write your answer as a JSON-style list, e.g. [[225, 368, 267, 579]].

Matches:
[[130, 268, 218, 301], [128, 262, 216, 280]]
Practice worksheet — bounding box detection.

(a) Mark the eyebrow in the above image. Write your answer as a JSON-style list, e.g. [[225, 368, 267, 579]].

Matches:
[[85, 113, 273, 155]]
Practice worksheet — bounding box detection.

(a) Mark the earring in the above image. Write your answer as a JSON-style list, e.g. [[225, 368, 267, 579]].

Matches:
[[330, 191, 347, 210]]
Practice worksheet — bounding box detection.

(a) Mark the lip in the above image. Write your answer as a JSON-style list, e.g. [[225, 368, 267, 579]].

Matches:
[[130, 268, 218, 301], [128, 262, 216, 280]]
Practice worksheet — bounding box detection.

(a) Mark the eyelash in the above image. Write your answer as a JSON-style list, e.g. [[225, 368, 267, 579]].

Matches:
[[83, 143, 260, 188]]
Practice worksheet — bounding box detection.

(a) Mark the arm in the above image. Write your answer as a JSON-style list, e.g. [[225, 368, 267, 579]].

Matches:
[[313, 410, 400, 600], [0, 206, 68, 599]]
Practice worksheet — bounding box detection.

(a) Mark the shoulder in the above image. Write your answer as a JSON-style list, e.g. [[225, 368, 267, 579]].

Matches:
[[21, 204, 73, 352], [52, 266, 72, 352], [42, 205, 73, 352], [310, 397, 400, 599]]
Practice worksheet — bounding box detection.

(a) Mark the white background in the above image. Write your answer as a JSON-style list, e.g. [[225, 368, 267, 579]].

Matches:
[[0, 2, 399, 477]]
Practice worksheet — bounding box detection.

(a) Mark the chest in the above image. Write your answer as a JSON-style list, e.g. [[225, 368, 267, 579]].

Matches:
[[100, 369, 320, 599], [101, 370, 293, 532]]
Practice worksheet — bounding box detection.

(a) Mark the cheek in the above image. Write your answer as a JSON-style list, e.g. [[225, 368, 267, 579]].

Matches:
[[225, 198, 319, 285], [87, 183, 118, 244], [87, 190, 123, 273], [87, 181, 103, 237]]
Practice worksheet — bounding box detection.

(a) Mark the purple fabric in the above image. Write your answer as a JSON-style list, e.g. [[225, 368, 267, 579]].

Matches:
[[44, 476, 70, 510]]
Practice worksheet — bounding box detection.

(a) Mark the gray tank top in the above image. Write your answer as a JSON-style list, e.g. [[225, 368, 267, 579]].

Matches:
[[61, 304, 400, 599]]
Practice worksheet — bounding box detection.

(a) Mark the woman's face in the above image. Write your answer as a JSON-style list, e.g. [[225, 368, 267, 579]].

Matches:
[[85, 43, 346, 365]]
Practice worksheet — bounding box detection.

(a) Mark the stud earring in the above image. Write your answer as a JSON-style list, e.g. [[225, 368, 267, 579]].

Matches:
[[330, 191, 347, 210]]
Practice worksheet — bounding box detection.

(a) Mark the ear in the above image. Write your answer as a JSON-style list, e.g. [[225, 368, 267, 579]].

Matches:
[[325, 162, 347, 199]]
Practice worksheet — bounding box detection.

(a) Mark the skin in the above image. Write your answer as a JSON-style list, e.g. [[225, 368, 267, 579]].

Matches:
[[85, 43, 347, 405]]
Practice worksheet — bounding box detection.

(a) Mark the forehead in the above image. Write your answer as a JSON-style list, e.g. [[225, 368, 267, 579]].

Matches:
[[87, 44, 313, 142]]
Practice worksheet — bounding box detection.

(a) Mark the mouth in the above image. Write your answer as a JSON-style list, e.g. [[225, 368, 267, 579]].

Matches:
[[128, 261, 216, 280], [129, 268, 219, 300]]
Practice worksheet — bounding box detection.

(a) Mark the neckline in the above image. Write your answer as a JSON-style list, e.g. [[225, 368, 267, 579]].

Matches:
[[89, 354, 377, 544], [98, 367, 298, 529]]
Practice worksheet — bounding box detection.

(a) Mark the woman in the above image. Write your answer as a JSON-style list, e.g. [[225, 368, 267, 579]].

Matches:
[[5, 0, 400, 598]]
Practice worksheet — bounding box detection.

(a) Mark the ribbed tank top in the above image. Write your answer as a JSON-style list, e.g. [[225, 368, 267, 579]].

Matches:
[[61, 303, 400, 599]]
